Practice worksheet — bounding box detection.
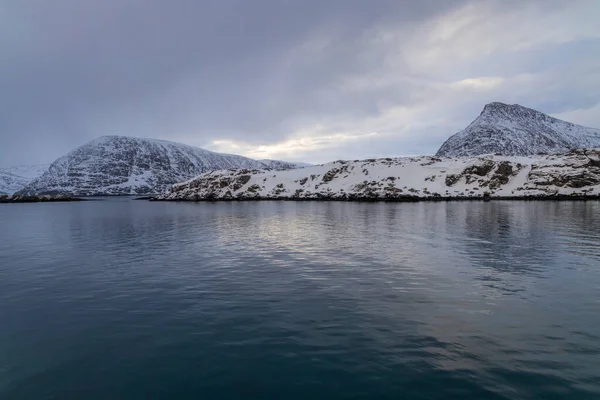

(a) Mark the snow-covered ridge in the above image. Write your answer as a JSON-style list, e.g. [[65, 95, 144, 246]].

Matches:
[[436, 102, 600, 157], [0, 164, 50, 194], [0, 171, 29, 195], [259, 159, 312, 169], [157, 149, 600, 201], [18, 136, 308, 196], [0, 164, 51, 179]]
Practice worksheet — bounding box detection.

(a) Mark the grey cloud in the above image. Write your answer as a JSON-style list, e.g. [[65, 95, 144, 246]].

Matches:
[[0, 0, 598, 166], [0, 0, 469, 165]]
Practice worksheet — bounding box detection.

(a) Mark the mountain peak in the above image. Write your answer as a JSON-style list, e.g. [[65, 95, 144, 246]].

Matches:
[[480, 102, 541, 117], [483, 101, 512, 110], [436, 104, 600, 157], [93, 135, 179, 146]]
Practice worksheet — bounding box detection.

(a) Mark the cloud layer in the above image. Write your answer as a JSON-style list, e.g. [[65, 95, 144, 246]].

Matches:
[[1, 0, 599, 165]]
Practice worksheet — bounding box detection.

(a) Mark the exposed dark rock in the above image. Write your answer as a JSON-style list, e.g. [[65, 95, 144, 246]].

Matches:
[[463, 161, 495, 177], [233, 175, 251, 191], [489, 162, 515, 188], [322, 169, 340, 183], [495, 161, 514, 177], [536, 171, 600, 188], [445, 174, 460, 186], [247, 184, 261, 193]]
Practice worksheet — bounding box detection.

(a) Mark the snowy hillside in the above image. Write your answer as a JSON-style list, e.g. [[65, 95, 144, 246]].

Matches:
[[436, 103, 600, 157], [157, 149, 600, 201], [1, 164, 50, 179], [19, 136, 305, 196], [0, 164, 49, 194], [0, 171, 30, 195]]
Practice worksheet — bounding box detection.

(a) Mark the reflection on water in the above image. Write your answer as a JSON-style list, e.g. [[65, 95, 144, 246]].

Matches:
[[0, 200, 599, 399]]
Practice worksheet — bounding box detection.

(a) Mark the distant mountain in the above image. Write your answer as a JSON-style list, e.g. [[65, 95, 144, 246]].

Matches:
[[0, 171, 29, 195], [259, 159, 312, 169], [19, 136, 307, 196], [436, 102, 600, 157], [1, 164, 51, 179], [0, 164, 49, 194]]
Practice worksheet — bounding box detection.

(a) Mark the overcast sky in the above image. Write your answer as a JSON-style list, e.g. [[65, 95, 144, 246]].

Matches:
[[1, 0, 599, 166]]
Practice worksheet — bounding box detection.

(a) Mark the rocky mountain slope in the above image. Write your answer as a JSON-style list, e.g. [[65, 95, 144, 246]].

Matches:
[[157, 149, 600, 201], [436, 103, 600, 157], [19, 136, 307, 196]]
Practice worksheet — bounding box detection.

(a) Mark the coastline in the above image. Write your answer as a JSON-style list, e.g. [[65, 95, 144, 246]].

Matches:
[[0, 195, 84, 203], [149, 194, 600, 203]]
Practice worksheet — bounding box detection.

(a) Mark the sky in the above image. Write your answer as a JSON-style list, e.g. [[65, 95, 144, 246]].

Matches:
[[1, 0, 599, 167]]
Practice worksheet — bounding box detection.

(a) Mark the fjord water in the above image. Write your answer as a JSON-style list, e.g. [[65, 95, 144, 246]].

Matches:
[[1, 200, 599, 399]]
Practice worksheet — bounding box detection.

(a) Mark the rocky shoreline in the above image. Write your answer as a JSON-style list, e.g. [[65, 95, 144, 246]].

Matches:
[[150, 193, 600, 202], [0, 194, 83, 203], [154, 149, 600, 202]]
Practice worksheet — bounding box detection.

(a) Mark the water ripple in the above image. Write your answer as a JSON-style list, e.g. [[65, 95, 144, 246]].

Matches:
[[0, 200, 599, 399]]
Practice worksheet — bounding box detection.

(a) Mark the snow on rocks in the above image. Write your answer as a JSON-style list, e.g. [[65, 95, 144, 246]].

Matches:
[[156, 149, 600, 201]]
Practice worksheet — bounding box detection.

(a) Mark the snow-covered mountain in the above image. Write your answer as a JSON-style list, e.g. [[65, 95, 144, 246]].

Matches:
[[18, 136, 306, 196], [436, 103, 600, 157], [157, 149, 600, 201], [0, 164, 50, 194]]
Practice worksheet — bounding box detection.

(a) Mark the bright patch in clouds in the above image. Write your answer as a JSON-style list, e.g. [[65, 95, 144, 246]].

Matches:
[[210, 132, 379, 162], [450, 77, 504, 91]]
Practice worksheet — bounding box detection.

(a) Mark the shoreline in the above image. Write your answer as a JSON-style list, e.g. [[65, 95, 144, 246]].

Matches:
[[2, 194, 598, 203], [149, 194, 600, 203], [0, 195, 85, 203]]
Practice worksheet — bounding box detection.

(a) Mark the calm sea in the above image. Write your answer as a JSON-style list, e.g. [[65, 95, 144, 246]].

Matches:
[[1, 199, 599, 399]]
